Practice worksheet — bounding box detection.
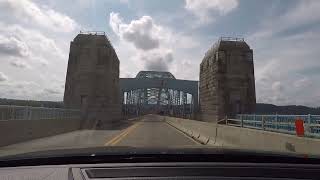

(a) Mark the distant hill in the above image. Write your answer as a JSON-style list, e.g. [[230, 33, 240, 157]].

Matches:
[[256, 103, 320, 115], [0, 98, 319, 115], [0, 98, 64, 108]]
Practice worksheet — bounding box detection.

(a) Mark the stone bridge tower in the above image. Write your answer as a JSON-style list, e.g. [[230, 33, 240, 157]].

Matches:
[[64, 32, 121, 129], [199, 37, 256, 122]]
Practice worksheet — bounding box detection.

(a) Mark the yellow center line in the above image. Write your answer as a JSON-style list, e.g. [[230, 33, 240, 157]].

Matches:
[[111, 122, 140, 145], [104, 122, 141, 146]]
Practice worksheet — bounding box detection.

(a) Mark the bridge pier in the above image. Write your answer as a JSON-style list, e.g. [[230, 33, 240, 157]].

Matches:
[[199, 37, 256, 122], [63, 32, 121, 129]]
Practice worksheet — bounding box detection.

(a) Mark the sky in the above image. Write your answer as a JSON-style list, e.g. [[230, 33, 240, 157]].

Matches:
[[0, 0, 319, 107]]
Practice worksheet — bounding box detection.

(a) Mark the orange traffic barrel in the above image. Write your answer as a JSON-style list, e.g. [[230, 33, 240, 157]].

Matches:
[[295, 119, 304, 137]]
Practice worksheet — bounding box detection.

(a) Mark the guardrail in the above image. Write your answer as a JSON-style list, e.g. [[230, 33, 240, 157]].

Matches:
[[226, 114, 320, 138], [0, 105, 80, 121]]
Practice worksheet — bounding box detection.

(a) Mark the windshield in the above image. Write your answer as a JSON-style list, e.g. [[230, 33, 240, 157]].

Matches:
[[1, 0, 320, 159]]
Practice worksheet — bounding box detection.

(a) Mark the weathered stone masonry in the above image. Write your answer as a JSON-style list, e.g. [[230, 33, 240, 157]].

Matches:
[[64, 32, 121, 128], [199, 38, 256, 122]]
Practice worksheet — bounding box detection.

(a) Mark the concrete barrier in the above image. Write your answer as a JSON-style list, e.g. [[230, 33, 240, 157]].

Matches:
[[0, 119, 81, 147], [166, 118, 212, 145], [198, 134, 210, 145], [161, 115, 320, 155]]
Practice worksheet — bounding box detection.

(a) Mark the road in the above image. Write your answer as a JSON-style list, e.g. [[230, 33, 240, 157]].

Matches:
[[106, 118, 197, 147], [0, 117, 199, 156]]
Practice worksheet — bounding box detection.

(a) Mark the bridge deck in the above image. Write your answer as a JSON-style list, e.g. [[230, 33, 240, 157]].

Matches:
[[0, 118, 199, 157]]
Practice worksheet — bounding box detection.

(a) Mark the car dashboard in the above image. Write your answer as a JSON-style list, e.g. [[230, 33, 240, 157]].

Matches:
[[1, 147, 320, 180], [1, 162, 320, 180]]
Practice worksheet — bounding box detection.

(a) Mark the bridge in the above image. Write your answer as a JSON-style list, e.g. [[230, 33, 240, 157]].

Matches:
[[0, 33, 320, 157], [1, 107, 320, 156], [120, 71, 198, 119]]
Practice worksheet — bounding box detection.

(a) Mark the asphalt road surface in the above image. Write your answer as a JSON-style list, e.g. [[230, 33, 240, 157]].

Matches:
[[0, 117, 199, 156], [107, 118, 198, 147]]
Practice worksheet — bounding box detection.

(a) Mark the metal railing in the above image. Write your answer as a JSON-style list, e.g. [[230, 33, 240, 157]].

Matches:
[[0, 105, 80, 121], [226, 114, 320, 138]]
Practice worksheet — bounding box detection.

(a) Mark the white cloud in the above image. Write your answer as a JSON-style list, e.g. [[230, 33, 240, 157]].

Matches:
[[0, 35, 29, 57], [294, 77, 311, 89], [109, 12, 198, 51], [271, 81, 282, 92], [0, 79, 65, 101], [247, 1, 320, 107], [109, 12, 174, 72], [0, 0, 78, 32], [185, 0, 238, 23], [250, 1, 320, 40], [0, 23, 66, 65], [0, 0, 78, 101], [141, 50, 173, 72], [0, 80, 42, 100], [252, 37, 320, 106], [43, 87, 63, 95], [110, 12, 160, 50], [40, 83, 65, 101], [0, 72, 8, 82], [119, 0, 129, 4], [171, 60, 199, 80], [110, 12, 200, 77], [10, 60, 30, 69]]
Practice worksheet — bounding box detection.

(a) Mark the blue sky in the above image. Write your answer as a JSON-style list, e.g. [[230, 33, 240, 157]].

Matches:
[[0, 0, 319, 107]]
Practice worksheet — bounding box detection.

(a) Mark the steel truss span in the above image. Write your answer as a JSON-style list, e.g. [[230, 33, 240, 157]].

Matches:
[[120, 71, 198, 119]]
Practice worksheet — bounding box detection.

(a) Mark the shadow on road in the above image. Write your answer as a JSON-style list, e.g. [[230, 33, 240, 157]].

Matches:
[[91, 118, 140, 130], [88, 114, 165, 130]]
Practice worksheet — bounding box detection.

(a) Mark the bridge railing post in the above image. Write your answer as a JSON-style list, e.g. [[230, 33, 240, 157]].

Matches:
[[29, 106, 32, 120], [0, 107, 3, 120], [240, 114, 243, 128], [23, 106, 27, 120], [11, 106, 15, 120], [275, 114, 278, 129], [262, 115, 265, 130], [25, 106, 31, 120], [306, 114, 311, 135]]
